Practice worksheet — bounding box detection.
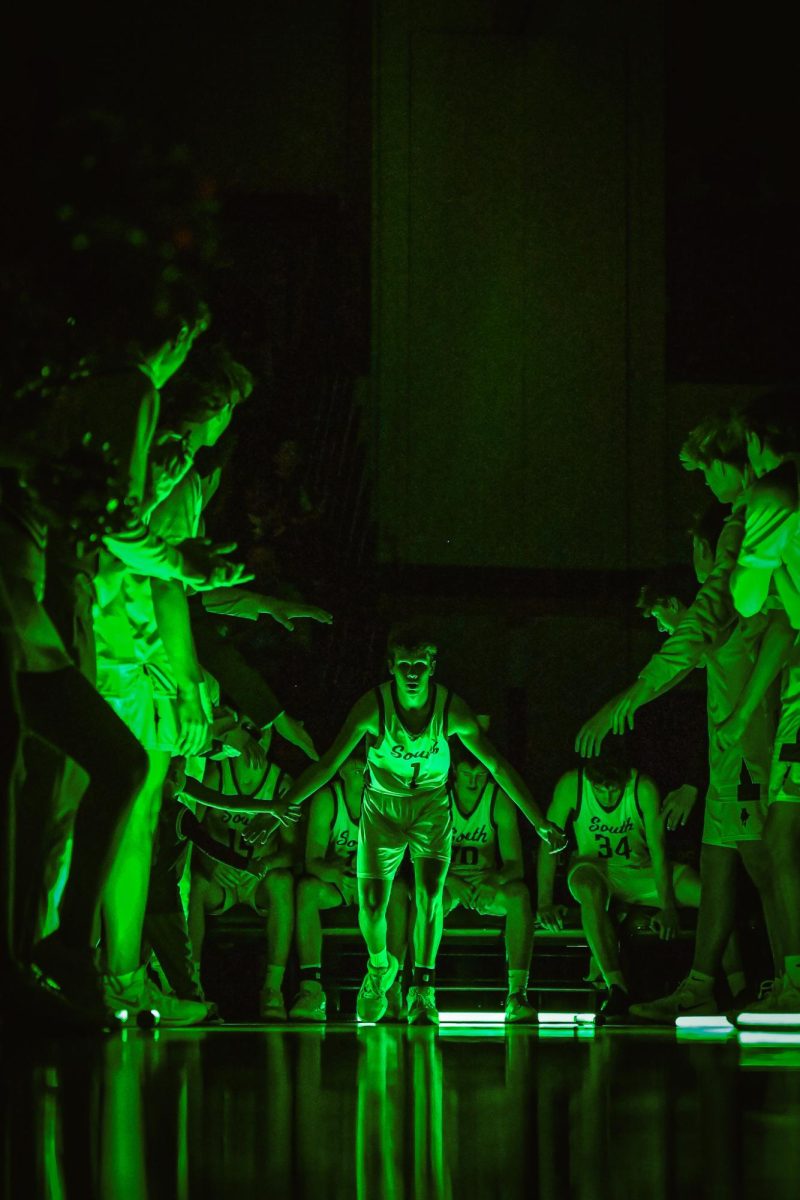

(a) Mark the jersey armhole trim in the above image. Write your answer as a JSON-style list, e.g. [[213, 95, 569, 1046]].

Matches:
[[374, 686, 386, 740], [442, 688, 453, 737], [490, 781, 499, 833], [633, 770, 644, 821], [575, 768, 584, 820]]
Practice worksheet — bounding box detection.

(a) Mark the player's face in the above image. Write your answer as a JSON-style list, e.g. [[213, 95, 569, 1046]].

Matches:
[[700, 459, 743, 504], [389, 647, 435, 699], [591, 780, 624, 807], [455, 761, 489, 799], [648, 597, 685, 635], [194, 394, 236, 447], [340, 757, 365, 789]]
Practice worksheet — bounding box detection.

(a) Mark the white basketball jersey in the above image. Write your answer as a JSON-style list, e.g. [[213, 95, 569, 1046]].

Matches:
[[572, 769, 649, 867], [328, 779, 360, 866], [203, 759, 289, 863], [450, 780, 500, 874], [366, 681, 452, 798]]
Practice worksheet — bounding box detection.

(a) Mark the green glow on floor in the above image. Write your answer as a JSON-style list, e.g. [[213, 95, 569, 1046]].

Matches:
[[437, 1012, 505, 1025], [738, 1031, 800, 1046], [736, 1012, 800, 1028], [675, 1015, 733, 1030], [537, 1012, 596, 1025]]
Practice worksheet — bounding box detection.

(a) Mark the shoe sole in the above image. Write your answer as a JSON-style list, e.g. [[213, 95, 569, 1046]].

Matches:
[[408, 1011, 439, 1026]]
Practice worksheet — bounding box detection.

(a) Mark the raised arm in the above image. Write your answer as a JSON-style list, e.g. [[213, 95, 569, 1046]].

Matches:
[[536, 771, 579, 929], [731, 467, 798, 619], [493, 791, 525, 885], [267, 691, 377, 810], [448, 695, 565, 850]]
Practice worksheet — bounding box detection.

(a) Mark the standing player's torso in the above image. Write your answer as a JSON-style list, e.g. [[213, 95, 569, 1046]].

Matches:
[[366, 681, 451, 797], [203, 758, 288, 862], [573, 770, 649, 868], [328, 780, 360, 866], [450, 780, 500, 874]]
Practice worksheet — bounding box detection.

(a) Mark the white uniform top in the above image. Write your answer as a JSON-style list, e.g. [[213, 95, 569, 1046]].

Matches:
[[328, 779, 360, 866], [572, 768, 649, 868], [450, 779, 500, 875], [366, 681, 452, 798], [203, 758, 289, 865]]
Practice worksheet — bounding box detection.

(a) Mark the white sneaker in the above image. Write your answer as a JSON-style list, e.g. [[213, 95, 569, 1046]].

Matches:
[[105, 966, 209, 1027], [356, 955, 399, 1023], [629, 977, 716, 1023], [289, 987, 327, 1022], [259, 987, 288, 1022]]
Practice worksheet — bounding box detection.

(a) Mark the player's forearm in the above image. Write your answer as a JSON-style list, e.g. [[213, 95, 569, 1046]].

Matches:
[[492, 762, 545, 829], [201, 587, 267, 620], [181, 777, 275, 813], [536, 846, 557, 908], [104, 522, 185, 580], [650, 845, 675, 909], [730, 563, 772, 618], [151, 578, 203, 687], [282, 756, 342, 807]]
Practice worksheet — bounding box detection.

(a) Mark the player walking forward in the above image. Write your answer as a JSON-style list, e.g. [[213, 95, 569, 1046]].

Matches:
[[245, 624, 564, 1025]]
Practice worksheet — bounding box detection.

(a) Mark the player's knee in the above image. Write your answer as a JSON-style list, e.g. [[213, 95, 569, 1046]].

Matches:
[[359, 882, 389, 919], [569, 868, 604, 906], [415, 881, 445, 913], [297, 875, 323, 912]]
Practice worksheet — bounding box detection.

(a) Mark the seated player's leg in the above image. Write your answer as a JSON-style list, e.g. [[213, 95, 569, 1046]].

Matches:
[[567, 860, 628, 1020], [254, 868, 295, 1021], [355, 791, 406, 1023], [290, 874, 349, 1021], [475, 879, 538, 1022], [187, 870, 229, 968]]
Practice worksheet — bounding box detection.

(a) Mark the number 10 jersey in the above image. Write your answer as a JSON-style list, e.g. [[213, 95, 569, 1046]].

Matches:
[[572, 768, 649, 867]]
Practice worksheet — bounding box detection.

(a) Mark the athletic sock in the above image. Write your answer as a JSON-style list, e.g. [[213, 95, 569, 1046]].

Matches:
[[508, 969, 529, 995], [299, 965, 323, 991], [369, 948, 389, 970], [687, 969, 714, 996], [783, 956, 800, 990], [725, 970, 747, 999], [606, 971, 628, 993], [413, 966, 436, 989], [263, 964, 285, 991]]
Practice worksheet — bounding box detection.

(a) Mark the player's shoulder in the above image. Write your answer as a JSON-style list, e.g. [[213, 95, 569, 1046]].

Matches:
[[444, 692, 472, 729], [349, 688, 381, 729], [633, 770, 659, 805], [553, 768, 581, 800], [749, 461, 799, 513]]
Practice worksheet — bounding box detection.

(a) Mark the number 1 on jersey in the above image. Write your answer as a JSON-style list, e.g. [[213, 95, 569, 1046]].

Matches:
[[410, 763, 421, 789]]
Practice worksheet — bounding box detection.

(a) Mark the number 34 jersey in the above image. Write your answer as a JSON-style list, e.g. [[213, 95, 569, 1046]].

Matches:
[[366, 682, 452, 799], [572, 768, 649, 867]]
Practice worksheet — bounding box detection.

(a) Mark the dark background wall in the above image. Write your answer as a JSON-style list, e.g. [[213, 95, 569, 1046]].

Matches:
[[3, 1, 798, 793]]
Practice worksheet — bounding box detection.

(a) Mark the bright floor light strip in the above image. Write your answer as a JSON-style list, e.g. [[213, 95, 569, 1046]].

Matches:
[[675, 1015, 733, 1030], [438, 1012, 505, 1025], [738, 1031, 800, 1047], [736, 1013, 800, 1028], [537, 1012, 596, 1025]]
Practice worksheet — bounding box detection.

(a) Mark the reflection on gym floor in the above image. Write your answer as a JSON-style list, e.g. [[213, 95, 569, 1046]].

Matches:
[[4, 1026, 800, 1199]]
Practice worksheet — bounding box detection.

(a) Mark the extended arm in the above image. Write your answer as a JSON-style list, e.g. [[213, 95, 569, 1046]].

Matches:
[[717, 611, 797, 747], [536, 772, 578, 928], [640, 776, 678, 939]]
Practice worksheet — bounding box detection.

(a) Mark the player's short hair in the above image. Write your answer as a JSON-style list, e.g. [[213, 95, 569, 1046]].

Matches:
[[386, 623, 438, 660], [161, 343, 254, 424], [635, 566, 694, 614], [680, 415, 748, 471], [732, 387, 800, 457], [583, 751, 632, 791]]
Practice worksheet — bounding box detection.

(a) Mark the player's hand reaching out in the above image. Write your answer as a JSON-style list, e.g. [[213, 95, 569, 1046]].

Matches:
[[661, 784, 698, 830], [575, 698, 618, 758], [177, 538, 255, 590], [609, 679, 655, 735], [536, 820, 568, 854], [536, 904, 569, 932], [262, 598, 333, 631], [242, 800, 303, 844]]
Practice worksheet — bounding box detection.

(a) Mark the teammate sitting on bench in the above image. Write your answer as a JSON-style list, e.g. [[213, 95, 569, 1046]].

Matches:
[[444, 741, 538, 1022]]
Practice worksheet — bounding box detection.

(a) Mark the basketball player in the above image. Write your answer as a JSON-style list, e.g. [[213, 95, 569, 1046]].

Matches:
[[290, 750, 409, 1022], [187, 742, 297, 1021], [244, 623, 565, 1027], [537, 758, 703, 1020], [576, 416, 783, 1020], [725, 390, 800, 1015], [445, 744, 538, 1022]]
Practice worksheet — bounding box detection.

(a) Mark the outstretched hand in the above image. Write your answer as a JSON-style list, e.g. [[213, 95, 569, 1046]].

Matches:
[[574, 699, 617, 758], [537, 821, 568, 854], [265, 599, 333, 632], [274, 712, 319, 760]]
